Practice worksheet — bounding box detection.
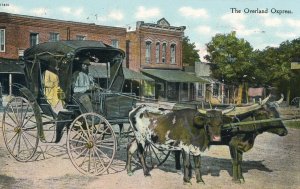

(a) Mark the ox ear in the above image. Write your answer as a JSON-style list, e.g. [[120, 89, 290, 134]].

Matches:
[[222, 115, 233, 124], [193, 113, 206, 129]]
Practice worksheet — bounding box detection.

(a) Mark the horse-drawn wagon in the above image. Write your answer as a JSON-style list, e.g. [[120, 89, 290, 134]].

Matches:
[[1, 40, 135, 175]]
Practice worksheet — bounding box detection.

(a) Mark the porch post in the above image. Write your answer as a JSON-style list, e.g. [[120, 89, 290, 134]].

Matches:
[[178, 82, 181, 102], [9, 74, 12, 96], [188, 82, 190, 101]]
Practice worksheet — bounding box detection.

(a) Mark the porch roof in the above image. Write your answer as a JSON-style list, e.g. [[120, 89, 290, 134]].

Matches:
[[123, 67, 154, 81], [142, 69, 209, 83], [0, 61, 24, 74]]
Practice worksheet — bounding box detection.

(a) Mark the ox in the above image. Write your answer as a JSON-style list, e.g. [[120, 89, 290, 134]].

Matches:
[[174, 96, 288, 183], [126, 105, 233, 184]]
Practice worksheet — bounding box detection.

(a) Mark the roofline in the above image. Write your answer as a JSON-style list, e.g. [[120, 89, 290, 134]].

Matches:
[[0, 12, 126, 31]]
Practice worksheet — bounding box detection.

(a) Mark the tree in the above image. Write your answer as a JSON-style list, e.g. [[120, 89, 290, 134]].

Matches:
[[254, 38, 300, 102], [182, 36, 200, 66], [204, 32, 254, 85]]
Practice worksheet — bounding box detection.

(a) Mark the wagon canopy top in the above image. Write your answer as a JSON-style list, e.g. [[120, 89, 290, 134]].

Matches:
[[24, 40, 125, 63], [23, 40, 125, 101]]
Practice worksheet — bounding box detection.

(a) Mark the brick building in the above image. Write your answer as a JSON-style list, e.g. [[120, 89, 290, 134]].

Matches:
[[0, 12, 206, 102], [0, 12, 126, 59], [126, 18, 206, 101]]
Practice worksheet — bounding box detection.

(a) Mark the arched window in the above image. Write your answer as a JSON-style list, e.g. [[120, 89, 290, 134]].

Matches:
[[162, 43, 166, 64], [145, 41, 152, 64], [155, 42, 160, 63], [170, 44, 176, 64]]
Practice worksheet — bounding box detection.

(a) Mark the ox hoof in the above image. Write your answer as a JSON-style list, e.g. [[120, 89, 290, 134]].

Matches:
[[127, 172, 133, 176], [183, 178, 192, 185], [232, 179, 242, 184], [176, 170, 183, 175], [183, 181, 192, 185], [196, 180, 205, 185], [240, 178, 245, 184]]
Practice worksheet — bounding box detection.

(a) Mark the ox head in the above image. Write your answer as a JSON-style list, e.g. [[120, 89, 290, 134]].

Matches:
[[194, 108, 234, 142], [262, 95, 288, 136]]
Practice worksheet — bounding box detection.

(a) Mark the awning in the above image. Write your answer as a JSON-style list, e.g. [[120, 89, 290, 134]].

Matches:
[[123, 67, 154, 81], [142, 69, 209, 83], [0, 61, 24, 74]]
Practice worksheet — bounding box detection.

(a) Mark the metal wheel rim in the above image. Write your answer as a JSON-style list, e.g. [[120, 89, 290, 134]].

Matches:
[[2, 97, 39, 161], [67, 113, 116, 176]]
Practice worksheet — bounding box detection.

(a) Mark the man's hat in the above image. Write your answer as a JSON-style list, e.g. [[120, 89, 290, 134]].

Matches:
[[82, 58, 91, 65]]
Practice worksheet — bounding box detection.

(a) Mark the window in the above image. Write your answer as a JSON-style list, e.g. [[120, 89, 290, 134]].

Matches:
[[198, 84, 204, 97], [155, 42, 160, 63], [0, 29, 5, 52], [76, 35, 86, 40], [162, 43, 166, 64], [170, 44, 176, 64], [30, 33, 39, 47], [49, 32, 59, 42], [111, 39, 119, 48], [145, 41, 152, 64]]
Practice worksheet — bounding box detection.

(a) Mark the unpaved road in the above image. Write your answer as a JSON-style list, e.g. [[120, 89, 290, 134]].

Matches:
[[0, 115, 299, 189]]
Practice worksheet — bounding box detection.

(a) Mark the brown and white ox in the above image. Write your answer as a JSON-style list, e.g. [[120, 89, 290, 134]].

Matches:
[[126, 105, 233, 184], [173, 95, 288, 183]]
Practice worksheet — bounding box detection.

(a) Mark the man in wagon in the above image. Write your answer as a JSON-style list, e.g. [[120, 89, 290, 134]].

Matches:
[[72, 58, 95, 112]]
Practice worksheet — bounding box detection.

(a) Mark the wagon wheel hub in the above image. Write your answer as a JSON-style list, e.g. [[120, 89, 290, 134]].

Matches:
[[86, 141, 94, 149], [14, 127, 21, 133]]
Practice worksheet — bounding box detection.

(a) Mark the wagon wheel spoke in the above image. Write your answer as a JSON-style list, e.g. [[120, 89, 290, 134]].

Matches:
[[143, 143, 171, 168], [67, 113, 116, 175], [2, 97, 39, 162], [93, 147, 106, 172], [6, 132, 18, 145]]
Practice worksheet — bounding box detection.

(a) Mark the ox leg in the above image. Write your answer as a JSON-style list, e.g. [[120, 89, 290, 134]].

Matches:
[[182, 150, 191, 184], [137, 143, 151, 176], [194, 155, 204, 184], [126, 139, 138, 176], [174, 150, 181, 170], [229, 146, 244, 183], [237, 151, 245, 183]]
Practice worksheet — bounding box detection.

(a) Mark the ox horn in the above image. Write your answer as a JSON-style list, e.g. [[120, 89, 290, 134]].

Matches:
[[276, 94, 284, 105], [260, 94, 271, 105], [197, 109, 207, 114], [223, 95, 271, 116], [222, 106, 235, 114]]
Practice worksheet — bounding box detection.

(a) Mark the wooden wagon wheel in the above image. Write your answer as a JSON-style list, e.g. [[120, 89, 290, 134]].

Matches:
[[2, 96, 39, 162], [67, 112, 117, 176], [143, 141, 171, 168]]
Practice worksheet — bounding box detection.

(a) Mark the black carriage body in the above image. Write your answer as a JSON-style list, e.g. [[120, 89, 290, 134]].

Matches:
[[20, 40, 134, 141], [23, 40, 126, 102]]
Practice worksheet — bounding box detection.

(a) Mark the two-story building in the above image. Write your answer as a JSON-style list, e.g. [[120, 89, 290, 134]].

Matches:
[[0, 12, 207, 102], [126, 18, 207, 102]]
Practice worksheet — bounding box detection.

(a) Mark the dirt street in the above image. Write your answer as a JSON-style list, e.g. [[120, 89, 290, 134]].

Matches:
[[0, 113, 299, 189]]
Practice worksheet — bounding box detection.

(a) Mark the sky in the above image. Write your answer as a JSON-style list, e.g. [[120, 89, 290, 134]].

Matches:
[[1, 0, 300, 61]]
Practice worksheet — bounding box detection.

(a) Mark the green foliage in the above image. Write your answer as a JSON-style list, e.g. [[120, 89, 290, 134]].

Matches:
[[204, 32, 254, 84], [205, 32, 300, 96], [253, 38, 300, 97], [182, 36, 200, 66]]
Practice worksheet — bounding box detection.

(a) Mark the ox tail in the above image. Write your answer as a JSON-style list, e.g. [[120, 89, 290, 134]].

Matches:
[[128, 105, 145, 132]]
